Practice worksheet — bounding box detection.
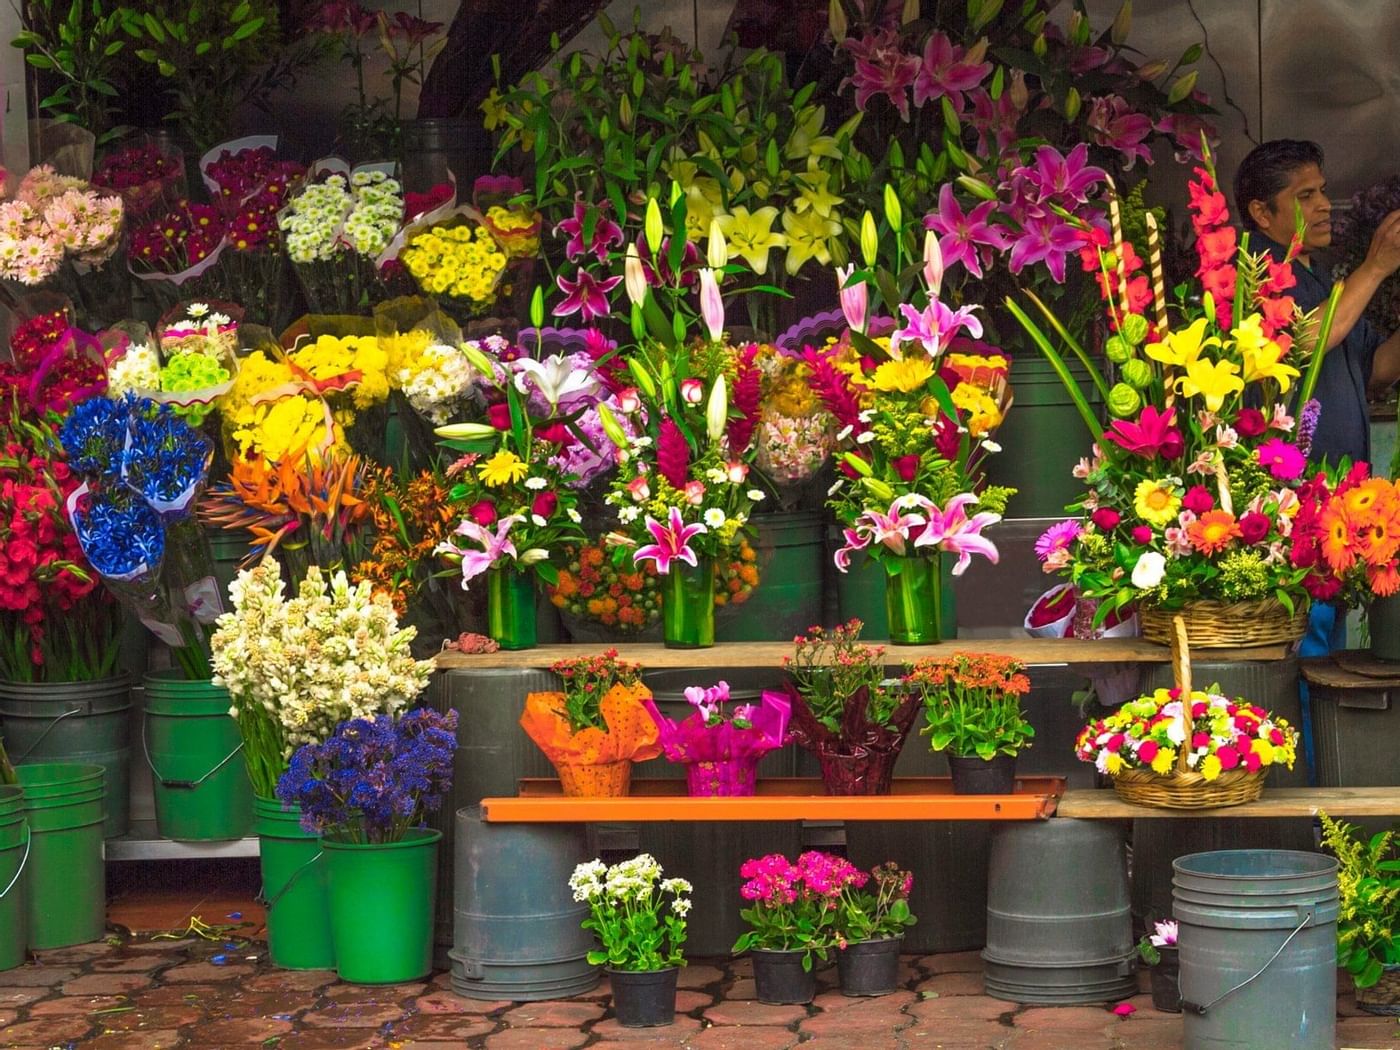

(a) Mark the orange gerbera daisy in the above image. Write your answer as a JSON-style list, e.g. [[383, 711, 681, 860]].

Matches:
[[1367, 562, 1400, 597], [1186, 509, 1242, 554], [1318, 505, 1357, 573], [1356, 514, 1400, 568], [1343, 478, 1390, 517]]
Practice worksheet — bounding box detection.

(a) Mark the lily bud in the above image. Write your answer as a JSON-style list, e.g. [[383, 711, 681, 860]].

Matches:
[[624, 242, 647, 306], [707, 218, 728, 269], [644, 197, 663, 254], [706, 374, 728, 444], [1064, 86, 1081, 122], [964, 37, 989, 65], [518, 548, 550, 565], [828, 0, 847, 41], [434, 422, 498, 440], [529, 285, 544, 328], [1136, 58, 1169, 81], [860, 210, 878, 267], [1111, 0, 1132, 45], [882, 183, 902, 231], [699, 267, 724, 343], [922, 231, 944, 296], [627, 356, 657, 399], [836, 264, 867, 334], [1009, 69, 1029, 110], [841, 451, 872, 477], [596, 403, 630, 448], [901, 0, 918, 23], [459, 342, 495, 377], [863, 476, 894, 502]]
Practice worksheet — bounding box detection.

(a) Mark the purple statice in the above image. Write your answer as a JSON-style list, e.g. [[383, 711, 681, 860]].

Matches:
[[1296, 399, 1321, 459], [276, 708, 458, 843]]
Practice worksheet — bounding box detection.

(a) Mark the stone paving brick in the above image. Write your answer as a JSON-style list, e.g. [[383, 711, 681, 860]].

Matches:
[[919, 951, 985, 974], [674, 988, 716, 1012], [379, 1013, 496, 1040], [195, 1016, 296, 1043], [160, 961, 255, 983], [85, 1030, 184, 1049], [1003, 1030, 1120, 1050], [321, 980, 426, 1002], [797, 991, 917, 1037], [0, 985, 49, 1006], [499, 999, 606, 1027], [1, 965, 79, 987], [906, 993, 1014, 1023], [26, 993, 129, 1014], [589, 1013, 704, 1041], [700, 998, 809, 1026], [1013, 1005, 1122, 1031], [677, 963, 726, 989], [90, 955, 168, 973], [683, 1025, 801, 1049], [913, 970, 986, 996], [91, 1004, 205, 1031], [480, 1029, 591, 1050], [270, 1029, 389, 1050], [301, 1000, 407, 1028], [32, 942, 117, 964], [61, 972, 156, 996], [204, 988, 314, 1019], [0, 1015, 97, 1043], [130, 983, 221, 1006], [411, 989, 508, 1015], [243, 969, 337, 992]]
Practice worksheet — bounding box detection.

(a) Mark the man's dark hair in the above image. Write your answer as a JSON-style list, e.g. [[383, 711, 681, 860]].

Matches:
[[1234, 139, 1325, 231]]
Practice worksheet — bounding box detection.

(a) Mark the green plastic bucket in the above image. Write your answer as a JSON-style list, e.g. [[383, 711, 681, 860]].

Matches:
[[0, 818, 29, 971], [207, 527, 255, 607], [324, 828, 440, 983], [255, 796, 334, 970], [0, 676, 132, 837], [143, 671, 254, 842], [16, 763, 105, 949], [983, 355, 1100, 518], [831, 541, 956, 641], [717, 511, 825, 642]]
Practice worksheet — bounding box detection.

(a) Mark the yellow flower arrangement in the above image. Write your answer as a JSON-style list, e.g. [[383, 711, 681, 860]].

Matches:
[[288, 334, 390, 411], [401, 224, 506, 307], [949, 382, 1004, 436], [229, 393, 342, 462], [485, 205, 541, 259], [380, 329, 434, 381]]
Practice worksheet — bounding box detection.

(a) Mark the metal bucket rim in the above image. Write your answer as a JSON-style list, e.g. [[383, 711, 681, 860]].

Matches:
[[1173, 849, 1338, 882]]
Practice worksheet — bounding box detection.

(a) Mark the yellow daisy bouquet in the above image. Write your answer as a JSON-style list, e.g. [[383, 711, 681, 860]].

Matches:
[[221, 347, 344, 465], [277, 319, 394, 463], [398, 205, 516, 321]]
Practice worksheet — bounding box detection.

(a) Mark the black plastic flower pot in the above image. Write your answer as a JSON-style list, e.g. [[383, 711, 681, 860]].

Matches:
[[752, 948, 817, 1004], [1149, 946, 1181, 1013], [606, 966, 678, 1027], [837, 936, 903, 996], [947, 754, 1017, 795]]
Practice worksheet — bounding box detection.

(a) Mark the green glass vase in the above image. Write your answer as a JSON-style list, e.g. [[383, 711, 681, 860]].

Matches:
[[884, 556, 943, 645], [663, 557, 715, 649], [487, 565, 537, 650]]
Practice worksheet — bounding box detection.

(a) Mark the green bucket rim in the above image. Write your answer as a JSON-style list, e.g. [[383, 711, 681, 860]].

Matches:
[[321, 827, 442, 852], [143, 696, 235, 716], [0, 784, 22, 811], [15, 762, 105, 793], [23, 786, 106, 811], [0, 673, 133, 700]]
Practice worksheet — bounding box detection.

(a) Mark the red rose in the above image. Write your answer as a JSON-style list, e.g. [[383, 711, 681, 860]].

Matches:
[[1091, 508, 1121, 531], [1160, 430, 1185, 459], [468, 500, 498, 526], [536, 423, 571, 444], [487, 402, 511, 430], [531, 491, 559, 519], [1235, 408, 1267, 437], [1238, 512, 1270, 545], [1131, 526, 1154, 545], [892, 455, 920, 483], [1182, 486, 1214, 515]]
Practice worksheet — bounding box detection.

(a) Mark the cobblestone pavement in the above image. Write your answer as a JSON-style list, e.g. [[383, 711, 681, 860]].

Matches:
[[1, 931, 1395, 1049]]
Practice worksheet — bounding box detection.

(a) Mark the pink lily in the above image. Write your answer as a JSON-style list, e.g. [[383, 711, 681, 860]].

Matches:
[[833, 526, 871, 573], [1007, 212, 1085, 283], [836, 264, 868, 334], [923, 184, 1011, 280], [699, 267, 724, 342], [855, 498, 929, 558], [968, 87, 1023, 156], [1086, 94, 1154, 170], [912, 31, 991, 112], [555, 270, 623, 321], [843, 30, 921, 121], [440, 513, 525, 587], [554, 199, 624, 263], [1026, 144, 1107, 206], [912, 493, 1001, 574], [889, 298, 984, 358], [634, 506, 708, 574]]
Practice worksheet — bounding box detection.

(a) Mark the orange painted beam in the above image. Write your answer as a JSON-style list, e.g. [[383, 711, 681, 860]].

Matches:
[[479, 776, 1066, 822]]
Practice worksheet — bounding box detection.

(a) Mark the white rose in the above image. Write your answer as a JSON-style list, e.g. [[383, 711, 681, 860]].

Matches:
[[1130, 551, 1167, 589]]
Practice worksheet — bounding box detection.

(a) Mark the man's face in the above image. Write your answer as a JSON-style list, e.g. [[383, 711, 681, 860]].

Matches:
[[1252, 162, 1331, 252]]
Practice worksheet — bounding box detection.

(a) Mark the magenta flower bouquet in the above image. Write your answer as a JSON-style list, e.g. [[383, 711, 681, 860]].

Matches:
[[643, 681, 791, 797]]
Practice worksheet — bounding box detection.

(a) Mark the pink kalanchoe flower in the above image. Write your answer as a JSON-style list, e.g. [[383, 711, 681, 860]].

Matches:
[[440, 513, 525, 587], [911, 31, 991, 112], [554, 199, 624, 263], [923, 184, 1010, 280], [554, 269, 622, 321], [634, 506, 708, 575], [912, 492, 1001, 574], [836, 263, 868, 334], [843, 30, 921, 121]]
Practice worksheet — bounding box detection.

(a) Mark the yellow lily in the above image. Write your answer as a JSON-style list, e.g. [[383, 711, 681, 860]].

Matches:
[[1232, 315, 1300, 393], [785, 105, 843, 161], [717, 206, 787, 276], [1145, 316, 1218, 367], [683, 180, 722, 241], [792, 169, 844, 218], [1176, 356, 1244, 412], [782, 207, 842, 274]]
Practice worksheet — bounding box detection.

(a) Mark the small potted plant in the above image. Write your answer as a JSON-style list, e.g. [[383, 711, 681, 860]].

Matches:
[[642, 681, 790, 796], [733, 851, 861, 1004], [277, 708, 457, 985], [1320, 811, 1400, 1013], [519, 649, 662, 796], [834, 862, 918, 997], [569, 854, 691, 1028], [1137, 919, 1180, 1013], [908, 653, 1034, 794], [779, 621, 921, 795]]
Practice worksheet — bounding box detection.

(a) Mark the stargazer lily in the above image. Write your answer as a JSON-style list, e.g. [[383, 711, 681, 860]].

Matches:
[[911, 492, 1002, 575], [633, 506, 708, 574], [436, 514, 525, 587]]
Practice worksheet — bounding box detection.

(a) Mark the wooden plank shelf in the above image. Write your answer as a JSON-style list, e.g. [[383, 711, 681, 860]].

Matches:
[[437, 637, 1290, 671], [1055, 786, 1400, 819], [479, 776, 1065, 822]]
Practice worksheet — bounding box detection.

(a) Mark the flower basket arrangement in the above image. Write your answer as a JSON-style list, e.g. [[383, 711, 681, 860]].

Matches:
[[642, 680, 790, 797], [569, 855, 691, 1028], [1010, 146, 1347, 649], [778, 621, 921, 795], [1075, 617, 1298, 809], [1320, 810, 1400, 1011], [519, 650, 662, 796], [907, 653, 1034, 794]]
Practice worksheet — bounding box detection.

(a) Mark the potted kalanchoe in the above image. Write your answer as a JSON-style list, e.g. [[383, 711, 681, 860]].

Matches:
[[519, 649, 661, 796], [1137, 918, 1181, 1013], [834, 861, 918, 997], [908, 653, 1034, 795], [642, 680, 790, 796], [569, 854, 692, 1028], [277, 708, 457, 985], [733, 850, 865, 1004]]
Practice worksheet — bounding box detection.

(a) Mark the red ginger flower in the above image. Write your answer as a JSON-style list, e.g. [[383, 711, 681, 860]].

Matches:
[[726, 343, 762, 455], [656, 417, 690, 489]]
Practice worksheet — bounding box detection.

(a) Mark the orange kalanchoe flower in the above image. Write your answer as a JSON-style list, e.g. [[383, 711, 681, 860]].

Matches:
[[1187, 510, 1242, 555]]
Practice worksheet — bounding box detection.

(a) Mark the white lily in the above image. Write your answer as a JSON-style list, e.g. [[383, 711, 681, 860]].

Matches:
[[512, 354, 600, 409]]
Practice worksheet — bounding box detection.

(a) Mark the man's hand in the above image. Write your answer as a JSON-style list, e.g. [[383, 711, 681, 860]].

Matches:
[[1363, 209, 1400, 277]]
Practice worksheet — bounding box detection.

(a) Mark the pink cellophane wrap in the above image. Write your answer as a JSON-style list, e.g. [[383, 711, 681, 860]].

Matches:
[[642, 691, 791, 797]]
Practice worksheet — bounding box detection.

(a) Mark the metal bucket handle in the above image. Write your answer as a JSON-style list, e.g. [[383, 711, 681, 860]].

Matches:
[[11, 703, 91, 764], [0, 825, 32, 901], [256, 850, 324, 913], [1181, 906, 1315, 1016], [141, 715, 245, 790]]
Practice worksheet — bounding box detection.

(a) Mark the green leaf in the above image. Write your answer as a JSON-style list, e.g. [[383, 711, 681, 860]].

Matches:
[[231, 0, 250, 21], [232, 16, 263, 41], [533, 561, 560, 587], [25, 54, 56, 69], [195, 40, 211, 55]]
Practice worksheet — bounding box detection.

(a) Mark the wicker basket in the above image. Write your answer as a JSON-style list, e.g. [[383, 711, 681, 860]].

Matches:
[[1357, 965, 1400, 1015], [1109, 616, 1269, 810], [1140, 599, 1307, 649]]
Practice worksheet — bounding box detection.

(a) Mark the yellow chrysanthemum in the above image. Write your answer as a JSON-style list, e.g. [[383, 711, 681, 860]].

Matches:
[[871, 357, 934, 393], [1104, 752, 1124, 775], [1150, 748, 1176, 775], [1199, 754, 1223, 781], [478, 450, 529, 487], [1133, 479, 1181, 526], [950, 383, 1003, 436]]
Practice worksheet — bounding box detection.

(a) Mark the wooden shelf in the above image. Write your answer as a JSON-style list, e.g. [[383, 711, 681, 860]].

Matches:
[[480, 776, 1065, 822], [1055, 786, 1400, 819], [437, 637, 1291, 671]]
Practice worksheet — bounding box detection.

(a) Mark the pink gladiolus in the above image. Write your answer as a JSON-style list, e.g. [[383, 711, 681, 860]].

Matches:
[[912, 492, 1001, 574], [634, 506, 708, 575], [699, 267, 724, 342], [836, 263, 868, 334]]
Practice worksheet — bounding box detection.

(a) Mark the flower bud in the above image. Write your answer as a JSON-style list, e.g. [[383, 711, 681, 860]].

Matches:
[[706, 374, 728, 443], [644, 197, 664, 254], [597, 403, 630, 448], [518, 548, 550, 565], [707, 218, 727, 269], [617, 387, 641, 414], [1107, 382, 1142, 418], [435, 422, 498, 440], [836, 263, 867, 334], [680, 377, 705, 404], [699, 267, 724, 343], [624, 242, 647, 306], [1104, 335, 1133, 364], [882, 183, 902, 231], [860, 210, 878, 267], [1121, 358, 1153, 390], [922, 230, 944, 296]]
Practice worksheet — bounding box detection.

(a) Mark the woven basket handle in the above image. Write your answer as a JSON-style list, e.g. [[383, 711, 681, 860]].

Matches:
[[1172, 615, 1193, 774]]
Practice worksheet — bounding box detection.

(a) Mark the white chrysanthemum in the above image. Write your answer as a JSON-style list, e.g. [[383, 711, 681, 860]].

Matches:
[[106, 342, 161, 397]]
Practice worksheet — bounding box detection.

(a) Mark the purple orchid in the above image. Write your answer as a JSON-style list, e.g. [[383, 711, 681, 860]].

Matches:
[[923, 184, 1010, 280], [843, 30, 921, 121], [440, 513, 525, 587], [1025, 144, 1107, 206], [554, 269, 623, 322], [554, 199, 624, 263], [890, 298, 984, 358], [911, 493, 1001, 575], [634, 506, 708, 575], [912, 31, 991, 112], [1008, 212, 1084, 283], [1087, 95, 1154, 170]]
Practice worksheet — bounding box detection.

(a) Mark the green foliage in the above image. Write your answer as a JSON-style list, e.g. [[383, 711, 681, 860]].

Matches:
[[11, 0, 130, 144], [1321, 811, 1400, 988], [835, 862, 918, 944]]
